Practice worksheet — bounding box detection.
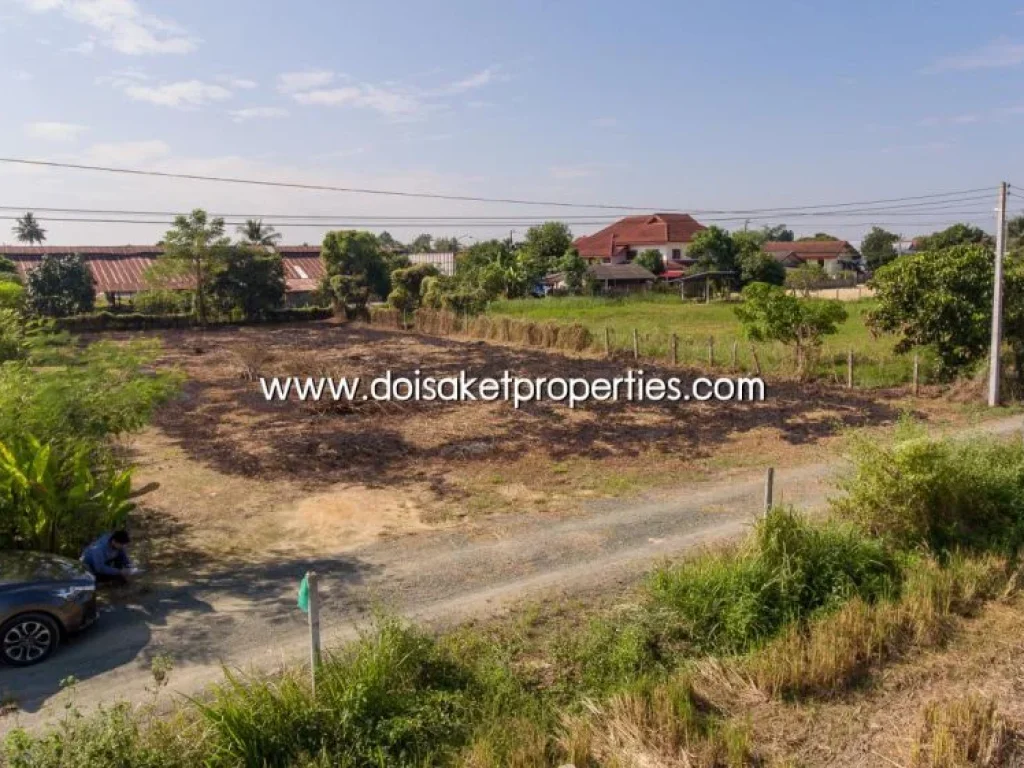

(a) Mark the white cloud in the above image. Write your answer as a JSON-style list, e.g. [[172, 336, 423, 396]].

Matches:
[[445, 68, 493, 93], [293, 84, 425, 118], [16, 0, 197, 55], [276, 70, 337, 93], [11, 70, 33, 81], [591, 116, 618, 128], [120, 79, 232, 108], [924, 38, 1024, 73], [218, 75, 257, 89], [24, 121, 88, 141], [229, 106, 288, 123]]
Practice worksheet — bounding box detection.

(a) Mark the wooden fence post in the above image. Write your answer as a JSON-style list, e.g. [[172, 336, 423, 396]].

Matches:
[[731, 341, 738, 369], [671, 333, 678, 365], [764, 468, 774, 515], [913, 353, 920, 397], [632, 328, 639, 361], [750, 344, 762, 376], [604, 327, 611, 358], [307, 571, 321, 697], [707, 336, 714, 366], [847, 348, 854, 389]]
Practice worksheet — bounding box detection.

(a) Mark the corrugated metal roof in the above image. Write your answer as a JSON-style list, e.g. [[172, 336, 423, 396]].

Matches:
[[1, 245, 326, 293], [588, 262, 657, 281]]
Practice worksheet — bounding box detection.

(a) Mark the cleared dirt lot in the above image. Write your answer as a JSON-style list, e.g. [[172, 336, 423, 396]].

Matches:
[[117, 320, 959, 572]]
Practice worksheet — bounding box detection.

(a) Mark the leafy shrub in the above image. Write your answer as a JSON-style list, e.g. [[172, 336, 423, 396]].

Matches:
[[647, 507, 900, 654], [133, 289, 193, 316], [26, 253, 96, 317], [832, 428, 1024, 554], [0, 281, 24, 310], [0, 341, 180, 456], [196, 618, 481, 767]]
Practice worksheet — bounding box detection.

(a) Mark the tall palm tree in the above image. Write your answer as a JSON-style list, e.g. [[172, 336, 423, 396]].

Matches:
[[13, 212, 46, 244], [237, 219, 281, 248]]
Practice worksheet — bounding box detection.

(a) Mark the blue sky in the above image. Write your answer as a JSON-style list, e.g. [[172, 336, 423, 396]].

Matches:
[[2, 0, 1024, 245]]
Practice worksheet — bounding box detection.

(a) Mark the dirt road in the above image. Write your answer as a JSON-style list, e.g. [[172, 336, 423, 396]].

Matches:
[[4, 412, 1022, 733]]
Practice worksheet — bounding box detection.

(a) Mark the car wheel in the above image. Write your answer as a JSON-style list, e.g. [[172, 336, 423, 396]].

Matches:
[[0, 613, 60, 667]]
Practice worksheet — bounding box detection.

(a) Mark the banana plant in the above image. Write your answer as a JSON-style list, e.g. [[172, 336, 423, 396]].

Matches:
[[0, 435, 136, 554]]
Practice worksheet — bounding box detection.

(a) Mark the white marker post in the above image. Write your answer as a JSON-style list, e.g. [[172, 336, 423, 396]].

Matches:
[[307, 571, 321, 696]]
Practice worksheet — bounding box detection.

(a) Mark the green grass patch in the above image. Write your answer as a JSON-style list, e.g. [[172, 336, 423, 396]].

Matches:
[[488, 294, 931, 386]]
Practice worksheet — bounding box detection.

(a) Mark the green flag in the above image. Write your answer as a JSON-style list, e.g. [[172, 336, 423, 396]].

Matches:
[[297, 573, 310, 614]]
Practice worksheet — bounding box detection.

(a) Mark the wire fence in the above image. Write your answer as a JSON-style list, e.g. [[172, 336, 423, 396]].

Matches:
[[367, 307, 931, 390]]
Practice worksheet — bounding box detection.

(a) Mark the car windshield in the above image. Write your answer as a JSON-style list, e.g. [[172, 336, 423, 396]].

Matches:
[[0, 552, 84, 585]]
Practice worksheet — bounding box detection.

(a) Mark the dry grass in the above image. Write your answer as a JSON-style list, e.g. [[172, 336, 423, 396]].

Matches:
[[910, 696, 1018, 768], [733, 554, 1009, 700], [555, 679, 754, 768]]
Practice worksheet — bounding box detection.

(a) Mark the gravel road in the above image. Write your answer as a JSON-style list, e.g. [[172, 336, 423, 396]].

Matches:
[[4, 413, 1022, 733]]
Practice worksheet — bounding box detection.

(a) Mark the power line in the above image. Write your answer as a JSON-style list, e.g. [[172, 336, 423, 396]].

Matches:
[[0, 214, 995, 230], [0, 198, 997, 226], [0, 156, 996, 214]]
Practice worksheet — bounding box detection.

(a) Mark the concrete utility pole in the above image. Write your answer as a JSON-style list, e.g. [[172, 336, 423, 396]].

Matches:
[[988, 182, 1009, 407]]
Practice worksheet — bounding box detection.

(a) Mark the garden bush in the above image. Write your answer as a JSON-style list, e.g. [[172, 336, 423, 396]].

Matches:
[[647, 507, 901, 654], [832, 427, 1024, 554]]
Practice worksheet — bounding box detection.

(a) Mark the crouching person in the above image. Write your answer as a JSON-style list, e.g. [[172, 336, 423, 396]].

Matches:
[[81, 529, 133, 586]]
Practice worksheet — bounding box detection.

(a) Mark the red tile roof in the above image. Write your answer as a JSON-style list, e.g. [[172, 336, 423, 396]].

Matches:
[[0, 245, 326, 294], [573, 213, 706, 260]]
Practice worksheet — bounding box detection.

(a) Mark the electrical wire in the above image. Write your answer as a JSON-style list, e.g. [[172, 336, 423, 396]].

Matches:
[[0, 214, 996, 230], [0, 156, 999, 214]]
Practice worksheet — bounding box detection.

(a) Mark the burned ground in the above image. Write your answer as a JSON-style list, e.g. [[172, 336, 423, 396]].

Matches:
[[143, 321, 907, 493]]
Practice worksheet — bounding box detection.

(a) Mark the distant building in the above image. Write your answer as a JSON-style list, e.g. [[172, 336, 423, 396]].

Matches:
[[572, 213, 706, 269], [543, 262, 657, 294], [762, 240, 861, 276], [0, 244, 327, 302], [407, 251, 456, 276]]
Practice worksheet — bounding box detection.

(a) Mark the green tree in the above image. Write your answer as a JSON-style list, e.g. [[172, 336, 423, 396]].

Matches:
[[559, 246, 588, 294], [236, 219, 281, 247], [687, 226, 738, 273], [319, 230, 391, 316], [457, 239, 524, 298], [432, 236, 461, 253], [785, 263, 827, 297], [1008, 215, 1024, 253], [377, 231, 404, 252], [517, 221, 573, 286], [915, 223, 993, 251], [861, 226, 900, 270], [867, 244, 996, 378], [734, 282, 847, 376], [388, 263, 440, 313], [634, 248, 665, 276], [25, 253, 95, 317], [796, 232, 840, 242], [151, 209, 230, 325], [0, 256, 19, 283], [408, 233, 433, 253], [762, 224, 794, 242], [12, 212, 46, 244], [210, 246, 286, 319], [320, 230, 391, 299], [733, 230, 785, 286]]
